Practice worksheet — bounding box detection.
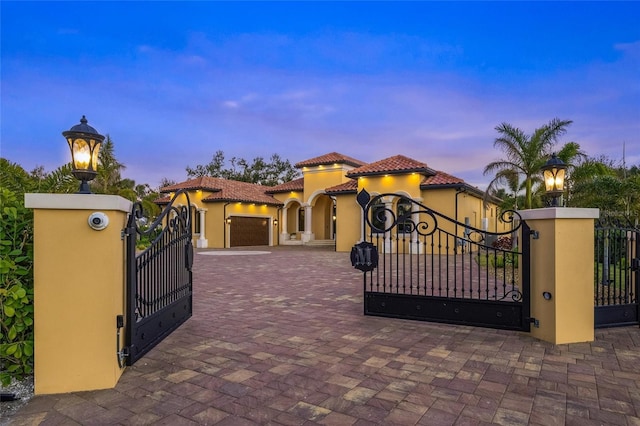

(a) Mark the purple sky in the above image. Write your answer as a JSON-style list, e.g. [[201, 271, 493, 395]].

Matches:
[[2, 1, 639, 190]]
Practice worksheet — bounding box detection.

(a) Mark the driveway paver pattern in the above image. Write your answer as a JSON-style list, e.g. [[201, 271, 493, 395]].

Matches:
[[4, 246, 640, 425]]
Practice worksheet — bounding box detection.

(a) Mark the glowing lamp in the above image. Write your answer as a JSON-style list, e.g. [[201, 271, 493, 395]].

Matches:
[[541, 153, 567, 206], [62, 116, 105, 194]]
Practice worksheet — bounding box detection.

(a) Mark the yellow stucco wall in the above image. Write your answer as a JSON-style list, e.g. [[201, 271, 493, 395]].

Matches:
[[357, 174, 423, 199], [335, 194, 362, 252], [25, 194, 131, 394], [521, 208, 598, 344], [302, 166, 352, 199]]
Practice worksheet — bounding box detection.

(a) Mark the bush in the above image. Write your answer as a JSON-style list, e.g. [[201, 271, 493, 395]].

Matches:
[[492, 236, 513, 250], [0, 188, 34, 386]]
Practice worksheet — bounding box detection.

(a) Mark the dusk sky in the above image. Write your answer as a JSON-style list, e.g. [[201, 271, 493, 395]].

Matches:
[[2, 1, 639, 190]]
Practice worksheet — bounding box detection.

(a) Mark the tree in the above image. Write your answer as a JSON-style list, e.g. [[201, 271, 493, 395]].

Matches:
[[93, 134, 126, 194], [568, 156, 640, 219], [0, 159, 78, 195], [186, 150, 299, 186], [159, 177, 177, 189], [483, 118, 582, 209], [484, 168, 520, 212]]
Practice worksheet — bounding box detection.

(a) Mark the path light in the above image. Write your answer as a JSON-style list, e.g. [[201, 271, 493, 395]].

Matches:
[[541, 153, 567, 207], [63, 116, 105, 194]]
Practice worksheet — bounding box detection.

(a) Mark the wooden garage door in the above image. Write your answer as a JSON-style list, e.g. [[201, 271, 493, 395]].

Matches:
[[230, 216, 269, 247]]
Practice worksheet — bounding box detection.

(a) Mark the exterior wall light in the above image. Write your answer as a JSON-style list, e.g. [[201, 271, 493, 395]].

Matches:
[[273, 219, 278, 226], [541, 153, 567, 207], [62, 116, 105, 194], [226, 218, 231, 224]]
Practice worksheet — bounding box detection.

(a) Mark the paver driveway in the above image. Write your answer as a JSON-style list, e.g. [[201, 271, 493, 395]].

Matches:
[[5, 246, 640, 425]]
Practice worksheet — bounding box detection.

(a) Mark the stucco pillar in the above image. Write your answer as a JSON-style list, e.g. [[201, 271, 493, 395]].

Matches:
[[25, 193, 132, 394], [280, 205, 290, 241], [384, 200, 394, 253], [302, 204, 314, 243], [519, 207, 599, 344], [410, 200, 425, 254], [196, 208, 208, 248]]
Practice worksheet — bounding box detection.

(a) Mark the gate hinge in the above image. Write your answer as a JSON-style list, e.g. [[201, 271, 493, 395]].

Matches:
[[529, 317, 539, 328], [530, 230, 539, 239], [631, 258, 640, 272], [121, 229, 126, 240]]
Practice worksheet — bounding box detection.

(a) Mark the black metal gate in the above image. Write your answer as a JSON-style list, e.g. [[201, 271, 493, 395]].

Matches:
[[352, 189, 531, 332], [123, 190, 194, 365], [594, 217, 639, 328]]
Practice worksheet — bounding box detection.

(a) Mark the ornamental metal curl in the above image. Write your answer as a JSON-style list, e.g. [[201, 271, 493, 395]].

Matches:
[[362, 192, 523, 242], [127, 189, 192, 252], [496, 288, 523, 302], [364, 194, 439, 236]]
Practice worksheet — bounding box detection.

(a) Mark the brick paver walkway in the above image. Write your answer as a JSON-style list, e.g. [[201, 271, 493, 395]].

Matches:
[[5, 246, 640, 425]]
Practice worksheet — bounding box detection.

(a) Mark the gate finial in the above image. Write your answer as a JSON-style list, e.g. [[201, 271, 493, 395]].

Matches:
[[356, 189, 370, 209]]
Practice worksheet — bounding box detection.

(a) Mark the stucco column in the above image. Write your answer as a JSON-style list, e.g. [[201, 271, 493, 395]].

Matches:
[[196, 208, 208, 248], [280, 205, 289, 241], [384, 200, 394, 253], [519, 207, 599, 344], [302, 204, 314, 243], [25, 193, 132, 394], [410, 200, 425, 254]]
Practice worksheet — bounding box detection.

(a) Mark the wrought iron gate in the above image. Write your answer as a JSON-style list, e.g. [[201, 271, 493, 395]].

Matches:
[[352, 189, 531, 332], [123, 190, 194, 365], [594, 217, 639, 328]]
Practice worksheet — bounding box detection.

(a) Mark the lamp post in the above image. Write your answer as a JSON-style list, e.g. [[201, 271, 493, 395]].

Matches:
[[62, 116, 105, 194], [541, 153, 567, 207]]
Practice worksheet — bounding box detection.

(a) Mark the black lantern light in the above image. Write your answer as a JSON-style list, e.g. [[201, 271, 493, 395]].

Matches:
[[541, 153, 567, 206], [62, 116, 105, 194]]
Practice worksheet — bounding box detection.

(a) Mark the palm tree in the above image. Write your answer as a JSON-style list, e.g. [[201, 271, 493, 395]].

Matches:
[[484, 118, 577, 209], [484, 168, 520, 212]]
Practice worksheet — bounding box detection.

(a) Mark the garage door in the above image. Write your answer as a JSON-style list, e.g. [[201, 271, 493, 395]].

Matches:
[[230, 216, 269, 247]]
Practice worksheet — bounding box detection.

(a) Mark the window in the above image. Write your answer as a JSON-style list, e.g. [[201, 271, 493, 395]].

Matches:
[[298, 207, 305, 232], [397, 199, 412, 233], [371, 199, 386, 233], [193, 208, 201, 234]]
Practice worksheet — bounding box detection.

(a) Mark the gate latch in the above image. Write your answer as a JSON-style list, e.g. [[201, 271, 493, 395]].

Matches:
[[351, 241, 378, 272], [631, 258, 640, 272]]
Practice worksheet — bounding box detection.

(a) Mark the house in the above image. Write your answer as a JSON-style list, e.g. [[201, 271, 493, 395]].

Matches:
[[158, 152, 505, 252]]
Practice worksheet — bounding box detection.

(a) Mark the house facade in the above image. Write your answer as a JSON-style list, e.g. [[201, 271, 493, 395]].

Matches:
[[158, 152, 505, 252]]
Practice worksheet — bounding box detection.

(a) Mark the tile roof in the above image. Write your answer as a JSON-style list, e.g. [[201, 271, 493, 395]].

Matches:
[[420, 171, 496, 202], [421, 171, 465, 186], [325, 179, 358, 194], [154, 194, 172, 205], [346, 155, 436, 178], [160, 176, 283, 206], [265, 177, 305, 194], [295, 152, 366, 168]]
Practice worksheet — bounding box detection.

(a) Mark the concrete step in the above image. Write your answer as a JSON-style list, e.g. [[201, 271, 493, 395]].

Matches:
[[304, 239, 336, 247]]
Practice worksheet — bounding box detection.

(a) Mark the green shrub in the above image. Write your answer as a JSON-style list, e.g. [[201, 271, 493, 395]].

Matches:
[[0, 188, 34, 386], [475, 248, 519, 269]]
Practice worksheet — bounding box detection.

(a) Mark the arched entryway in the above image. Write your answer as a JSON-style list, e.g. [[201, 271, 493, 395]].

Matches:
[[310, 193, 335, 240]]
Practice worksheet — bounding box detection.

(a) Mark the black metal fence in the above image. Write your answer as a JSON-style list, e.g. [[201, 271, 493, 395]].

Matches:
[[353, 189, 531, 331], [594, 217, 639, 328]]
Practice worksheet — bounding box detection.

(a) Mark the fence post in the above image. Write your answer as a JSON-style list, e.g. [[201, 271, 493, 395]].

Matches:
[[25, 193, 132, 394], [519, 207, 599, 344]]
